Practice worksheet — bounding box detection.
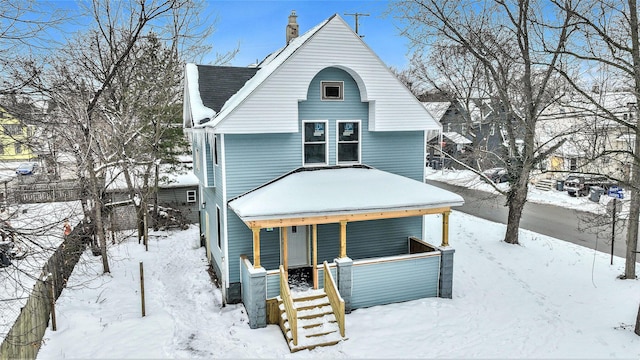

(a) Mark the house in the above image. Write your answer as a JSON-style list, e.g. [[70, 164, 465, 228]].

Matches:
[[104, 164, 199, 231], [0, 106, 36, 162], [424, 98, 514, 170], [536, 92, 635, 183], [183, 12, 464, 350]]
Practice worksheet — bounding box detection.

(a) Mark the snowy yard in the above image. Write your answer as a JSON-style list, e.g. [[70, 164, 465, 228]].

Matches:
[[35, 212, 640, 359], [0, 201, 83, 337]]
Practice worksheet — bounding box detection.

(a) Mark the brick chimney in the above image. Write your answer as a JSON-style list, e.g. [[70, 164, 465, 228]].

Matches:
[[286, 10, 299, 45]]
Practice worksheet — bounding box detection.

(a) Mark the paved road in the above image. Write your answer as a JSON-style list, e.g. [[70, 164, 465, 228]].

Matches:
[[426, 180, 630, 259]]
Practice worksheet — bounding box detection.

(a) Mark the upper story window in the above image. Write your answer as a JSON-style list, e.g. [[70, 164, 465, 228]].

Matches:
[[321, 81, 343, 101], [337, 121, 360, 164], [303, 121, 328, 165]]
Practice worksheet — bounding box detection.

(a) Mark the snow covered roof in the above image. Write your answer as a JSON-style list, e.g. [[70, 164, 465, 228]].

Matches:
[[185, 17, 329, 128], [443, 132, 472, 145], [228, 166, 464, 225], [105, 165, 198, 191], [422, 102, 450, 122]]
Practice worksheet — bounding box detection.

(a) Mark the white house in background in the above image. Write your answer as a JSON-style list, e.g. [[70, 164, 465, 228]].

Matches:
[[536, 92, 636, 182], [183, 11, 464, 351]]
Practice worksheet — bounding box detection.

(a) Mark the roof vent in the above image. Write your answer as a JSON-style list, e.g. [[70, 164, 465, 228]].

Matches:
[[286, 10, 299, 45]]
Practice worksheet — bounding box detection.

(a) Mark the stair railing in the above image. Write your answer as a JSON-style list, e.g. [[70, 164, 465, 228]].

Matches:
[[323, 261, 345, 337], [279, 265, 298, 345]]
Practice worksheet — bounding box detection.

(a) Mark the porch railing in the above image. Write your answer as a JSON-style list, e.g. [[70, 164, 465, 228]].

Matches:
[[323, 261, 345, 337], [279, 265, 298, 346]]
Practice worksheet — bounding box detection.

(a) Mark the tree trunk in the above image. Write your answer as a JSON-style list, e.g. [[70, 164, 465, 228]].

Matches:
[[627, 0, 640, 280], [87, 155, 110, 273], [635, 301, 640, 336], [504, 175, 529, 244], [153, 162, 159, 231]]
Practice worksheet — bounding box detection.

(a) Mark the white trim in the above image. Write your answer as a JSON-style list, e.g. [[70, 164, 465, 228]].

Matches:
[[336, 119, 361, 165], [302, 120, 329, 166], [186, 190, 197, 203], [321, 80, 344, 101], [220, 134, 230, 289]]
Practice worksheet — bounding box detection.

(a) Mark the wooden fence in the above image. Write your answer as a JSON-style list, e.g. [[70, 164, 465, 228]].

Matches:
[[0, 224, 88, 360], [11, 180, 84, 204]]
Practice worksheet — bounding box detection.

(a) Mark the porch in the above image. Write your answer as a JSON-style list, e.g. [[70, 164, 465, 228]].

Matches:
[[229, 166, 464, 350]]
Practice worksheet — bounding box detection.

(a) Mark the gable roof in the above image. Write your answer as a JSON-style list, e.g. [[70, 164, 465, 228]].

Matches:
[[184, 14, 438, 134], [422, 102, 451, 122]]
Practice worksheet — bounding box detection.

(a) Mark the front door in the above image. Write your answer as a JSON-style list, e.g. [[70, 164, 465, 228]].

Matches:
[[286, 226, 308, 268]]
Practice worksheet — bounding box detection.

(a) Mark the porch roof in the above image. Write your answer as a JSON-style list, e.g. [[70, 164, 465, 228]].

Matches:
[[228, 166, 464, 228]]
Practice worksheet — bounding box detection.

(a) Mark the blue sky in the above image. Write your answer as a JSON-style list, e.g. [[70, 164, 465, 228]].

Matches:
[[204, 1, 411, 69]]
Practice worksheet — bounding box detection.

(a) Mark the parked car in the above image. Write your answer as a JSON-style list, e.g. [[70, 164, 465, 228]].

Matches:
[[15, 162, 37, 175], [482, 167, 509, 184], [564, 175, 616, 197]]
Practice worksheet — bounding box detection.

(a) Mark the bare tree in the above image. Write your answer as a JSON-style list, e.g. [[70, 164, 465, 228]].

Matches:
[[393, 0, 577, 244], [19, 0, 217, 273], [549, 0, 640, 282], [0, 1, 67, 95]]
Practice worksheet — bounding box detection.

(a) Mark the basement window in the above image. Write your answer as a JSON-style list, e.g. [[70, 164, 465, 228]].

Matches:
[[321, 81, 343, 101]]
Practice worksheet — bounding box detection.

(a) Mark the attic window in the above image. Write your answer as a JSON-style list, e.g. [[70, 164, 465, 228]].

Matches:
[[321, 81, 343, 101]]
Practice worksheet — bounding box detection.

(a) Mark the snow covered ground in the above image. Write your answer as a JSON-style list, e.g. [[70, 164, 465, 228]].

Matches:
[[36, 212, 640, 359], [0, 201, 83, 337]]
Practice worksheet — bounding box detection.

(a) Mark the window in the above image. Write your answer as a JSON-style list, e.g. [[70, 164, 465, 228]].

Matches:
[[186, 190, 196, 203], [303, 121, 328, 165], [461, 123, 467, 134], [569, 158, 577, 171], [321, 81, 343, 101], [490, 124, 496, 136], [14, 143, 21, 154], [216, 206, 222, 250], [0, 144, 4, 154], [337, 121, 360, 164], [213, 136, 219, 165], [4, 124, 21, 136], [446, 124, 451, 133]]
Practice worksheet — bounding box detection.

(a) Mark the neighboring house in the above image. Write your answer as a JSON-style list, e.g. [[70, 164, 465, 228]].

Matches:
[[424, 98, 520, 170], [536, 92, 635, 183], [0, 106, 36, 162], [183, 12, 464, 350], [104, 164, 199, 231]]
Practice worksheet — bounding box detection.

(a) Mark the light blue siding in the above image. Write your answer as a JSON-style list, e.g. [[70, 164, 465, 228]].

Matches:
[[316, 217, 422, 262], [204, 137, 215, 187], [364, 131, 425, 181], [351, 255, 441, 309], [266, 272, 280, 299]]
